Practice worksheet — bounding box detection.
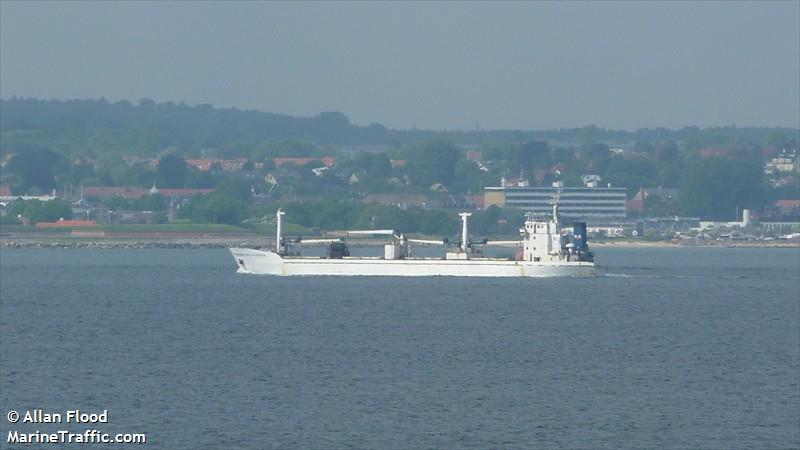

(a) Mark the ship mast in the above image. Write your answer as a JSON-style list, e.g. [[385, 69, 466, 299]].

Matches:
[[459, 212, 472, 252], [276, 208, 285, 254], [552, 177, 562, 223], [552, 196, 559, 223]]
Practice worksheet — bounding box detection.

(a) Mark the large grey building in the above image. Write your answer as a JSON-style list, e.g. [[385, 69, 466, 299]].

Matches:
[[484, 185, 627, 221]]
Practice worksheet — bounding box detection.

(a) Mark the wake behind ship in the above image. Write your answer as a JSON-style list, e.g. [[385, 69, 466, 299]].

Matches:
[[229, 201, 596, 277]]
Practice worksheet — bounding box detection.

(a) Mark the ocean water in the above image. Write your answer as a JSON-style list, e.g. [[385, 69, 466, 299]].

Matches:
[[1, 247, 798, 449]]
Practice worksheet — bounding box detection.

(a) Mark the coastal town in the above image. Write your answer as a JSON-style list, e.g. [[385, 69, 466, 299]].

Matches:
[[1, 100, 797, 249]]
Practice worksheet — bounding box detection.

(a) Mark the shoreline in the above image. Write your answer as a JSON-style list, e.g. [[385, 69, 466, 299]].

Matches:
[[1, 234, 798, 250], [591, 240, 799, 249]]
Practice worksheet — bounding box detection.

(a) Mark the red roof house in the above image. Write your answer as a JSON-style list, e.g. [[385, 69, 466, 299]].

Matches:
[[273, 157, 336, 168], [186, 159, 215, 171]]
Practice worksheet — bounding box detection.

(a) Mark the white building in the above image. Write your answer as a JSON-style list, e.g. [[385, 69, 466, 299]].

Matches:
[[485, 183, 627, 221]]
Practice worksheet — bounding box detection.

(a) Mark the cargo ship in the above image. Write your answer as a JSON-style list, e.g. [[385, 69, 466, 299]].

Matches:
[[229, 200, 596, 277]]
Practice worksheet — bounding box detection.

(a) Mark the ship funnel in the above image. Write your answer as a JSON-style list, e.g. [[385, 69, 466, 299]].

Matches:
[[573, 222, 588, 252]]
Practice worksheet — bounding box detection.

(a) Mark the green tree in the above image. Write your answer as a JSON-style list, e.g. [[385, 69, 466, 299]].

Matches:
[[451, 159, 496, 194], [340, 152, 392, 191], [69, 163, 96, 185], [203, 194, 243, 224], [350, 152, 391, 178], [766, 130, 787, 148], [584, 143, 612, 166], [680, 157, 766, 220], [406, 140, 459, 187], [179, 193, 244, 225], [5, 149, 68, 192], [471, 205, 505, 234], [157, 154, 187, 188], [94, 156, 155, 187], [600, 157, 659, 196], [645, 195, 682, 217], [104, 195, 130, 210], [513, 141, 552, 169], [552, 146, 576, 164], [314, 111, 351, 144], [215, 177, 252, 202], [9, 199, 73, 223], [133, 194, 167, 211], [658, 141, 679, 163], [654, 141, 684, 187], [186, 171, 218, 189], [36, 200, 73, 222]]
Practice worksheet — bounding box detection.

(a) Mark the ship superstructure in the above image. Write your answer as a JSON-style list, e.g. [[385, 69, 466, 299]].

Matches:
[[229, 201, 595, 277]]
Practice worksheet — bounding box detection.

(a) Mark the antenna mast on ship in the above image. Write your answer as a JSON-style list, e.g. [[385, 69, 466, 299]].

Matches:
[[276, 208, 285, 254], [552, 171, 563, 223], [459, 212, 472, 252]]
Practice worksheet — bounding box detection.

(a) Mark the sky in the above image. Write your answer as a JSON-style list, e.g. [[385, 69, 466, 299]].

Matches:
[[1, 1, 798, 130]]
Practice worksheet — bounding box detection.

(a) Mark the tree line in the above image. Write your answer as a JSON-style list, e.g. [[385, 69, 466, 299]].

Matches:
[[1, 98, 798, 223], [3, 97, 797, 158]]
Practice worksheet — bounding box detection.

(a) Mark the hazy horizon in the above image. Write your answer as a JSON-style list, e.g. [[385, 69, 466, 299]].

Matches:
[[2, 1, 798, 130]]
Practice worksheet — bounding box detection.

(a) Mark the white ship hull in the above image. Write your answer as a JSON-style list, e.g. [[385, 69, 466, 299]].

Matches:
[[229, 248, 596, 277]]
